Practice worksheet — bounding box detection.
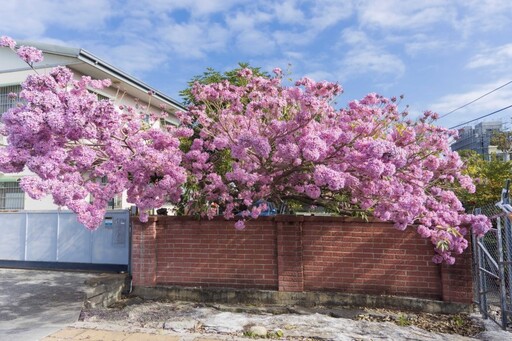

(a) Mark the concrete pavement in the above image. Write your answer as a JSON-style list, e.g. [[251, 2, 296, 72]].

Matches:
[[43, 327, 254, 341], [0, 268, 121, 341], [2, 268, 510, 341]]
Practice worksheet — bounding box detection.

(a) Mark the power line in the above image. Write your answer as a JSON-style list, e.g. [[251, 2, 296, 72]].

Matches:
[[439, 80, 512, 119], [449, 104, 512, 129]]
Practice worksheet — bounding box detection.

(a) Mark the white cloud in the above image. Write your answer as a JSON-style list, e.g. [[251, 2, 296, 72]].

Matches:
[[341, 28, 370, 46], [235, 30, 276, 55], [354, 0, 512, 49], [134, 0, 245, 17], [158, 21, 230, 59], [337, 28, 405, 78], [403, 34, 444, 56], [466, 44, 512, 70], [309, 0, 354, 30], [282, 50, 303, 59], [304, 70, 336, 82], [272, 0, 305, 24], [341, 49, 405, 77], [356, 0, 454, 31], [0, 0, 113, 37], [94, 42, 169, 75], [453, 0, 512, 36], [225, 9, 273, 31], [431, 78, 512, 128], [273, 30, 315, 46], [222, 0, 351, 50], [224, 8, 277, 56]]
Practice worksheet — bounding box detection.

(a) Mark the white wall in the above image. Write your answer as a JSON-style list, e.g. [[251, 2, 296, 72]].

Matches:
[[0, 47, 79, 74]]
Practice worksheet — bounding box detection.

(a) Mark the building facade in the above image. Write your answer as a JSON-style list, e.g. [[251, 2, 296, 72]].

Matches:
[[451, 121, 505, 160]]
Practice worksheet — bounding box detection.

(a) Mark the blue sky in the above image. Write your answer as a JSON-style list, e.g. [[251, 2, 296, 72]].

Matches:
[[2, 0, 512, 129]]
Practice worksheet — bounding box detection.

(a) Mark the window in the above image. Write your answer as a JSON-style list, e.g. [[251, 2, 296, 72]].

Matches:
[[98, 176, 123, 209], [159, 117, 178, 128], [0, 84, 22, 115], [87, 90, 110, 102], [96, 93, 109, 101], [107, 195, 123, 209], [0, 181, 24, 210]]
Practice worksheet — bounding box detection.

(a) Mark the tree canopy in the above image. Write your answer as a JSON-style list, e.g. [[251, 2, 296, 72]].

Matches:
[[0, 36, 491, 264], [179, 62, 269, 106], [490, 131, 512, 161], [457, 149, 512, 209]]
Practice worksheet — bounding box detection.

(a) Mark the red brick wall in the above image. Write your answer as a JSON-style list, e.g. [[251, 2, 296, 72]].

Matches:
[[131, 219, 157, 286], [153, 217, 278, 289], [131, 216, 473, 304], [301, 218, 442, 300]]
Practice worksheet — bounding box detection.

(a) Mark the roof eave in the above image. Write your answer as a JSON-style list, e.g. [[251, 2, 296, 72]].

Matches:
[[77, 49, 186, 111]]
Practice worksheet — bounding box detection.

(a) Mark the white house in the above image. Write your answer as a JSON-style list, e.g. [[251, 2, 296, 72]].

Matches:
[[0, 41, 185, 211]]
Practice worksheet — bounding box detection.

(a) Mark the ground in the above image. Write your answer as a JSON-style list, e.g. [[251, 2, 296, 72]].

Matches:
[[75, 295, 506, 341]]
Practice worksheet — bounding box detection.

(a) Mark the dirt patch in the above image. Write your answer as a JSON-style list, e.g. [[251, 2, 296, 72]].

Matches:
[[356, 308, 484, 337], [78, 295, 486, 339]]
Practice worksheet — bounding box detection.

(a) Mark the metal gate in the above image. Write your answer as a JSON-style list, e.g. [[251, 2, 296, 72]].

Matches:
[[473, 182, 512, 330], [0, 210, 130, 272]]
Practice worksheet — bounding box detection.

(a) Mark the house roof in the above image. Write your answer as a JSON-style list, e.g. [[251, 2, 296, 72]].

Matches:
[[17, 41, 186, 115]]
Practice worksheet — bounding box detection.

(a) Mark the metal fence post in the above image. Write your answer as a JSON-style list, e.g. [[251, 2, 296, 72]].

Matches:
[[497, 216, 508, 329], [478, 238, 488, 319], [472, 231, 480, 305], [501, 180, 512, 328], [505, 213, 512, 328], [474, 207, 487, 318]]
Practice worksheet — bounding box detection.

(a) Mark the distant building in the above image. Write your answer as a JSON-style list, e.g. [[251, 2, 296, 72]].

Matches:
[[0, 41, 184, 211], [451, 121, 504, 160]]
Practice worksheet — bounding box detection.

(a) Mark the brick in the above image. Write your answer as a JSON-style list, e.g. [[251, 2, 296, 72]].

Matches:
[[131, 216, 473, 304]]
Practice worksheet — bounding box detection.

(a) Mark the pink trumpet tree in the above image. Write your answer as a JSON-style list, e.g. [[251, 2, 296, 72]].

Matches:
[[0, 36, 189, 228], [0, 36, 490, 264]]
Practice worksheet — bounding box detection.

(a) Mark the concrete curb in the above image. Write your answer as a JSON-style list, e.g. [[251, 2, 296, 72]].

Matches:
[[132, 285, 471, 314], [83, 273, 130, 308]]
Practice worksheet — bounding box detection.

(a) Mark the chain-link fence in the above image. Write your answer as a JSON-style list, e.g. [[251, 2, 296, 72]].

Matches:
[[473, 183, 512, 330]]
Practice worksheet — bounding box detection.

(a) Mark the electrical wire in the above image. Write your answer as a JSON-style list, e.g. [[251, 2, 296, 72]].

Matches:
[[439, 80, 512, 119], [449, 104, 512, 129]]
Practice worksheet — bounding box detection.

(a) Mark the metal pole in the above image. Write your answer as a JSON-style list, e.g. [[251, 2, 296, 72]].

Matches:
[[505, 213, 512, 328], [497, 215, 508, 329], [502, 180, 512, 328], [472, 231, 481, 305], [479, 238, 488, 319], [475, 207, 487, 318]]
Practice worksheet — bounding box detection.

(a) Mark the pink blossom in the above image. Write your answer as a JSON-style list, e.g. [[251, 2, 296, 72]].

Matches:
[[273, 68, 283, 77], [16, 46, 43, 64], [234, 220, 245, 230], [305, 185, 321, 199], [417, 225, 432, 238], [0, 36, 16, 49]]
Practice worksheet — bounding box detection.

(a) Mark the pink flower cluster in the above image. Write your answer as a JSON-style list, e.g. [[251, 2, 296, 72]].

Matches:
[[16, 46, 43, 64], [0, 37, 187, 229], [180, 70, 491, 264], [0, 36, 16, 49], [0, 37, 491, 263], [0, 36, 42, 64]]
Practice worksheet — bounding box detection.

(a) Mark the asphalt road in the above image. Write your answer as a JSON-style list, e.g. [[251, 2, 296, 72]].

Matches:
[[0, 268, 102, 341]]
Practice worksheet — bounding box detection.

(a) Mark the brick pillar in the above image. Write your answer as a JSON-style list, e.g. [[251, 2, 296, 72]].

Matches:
[[131, 218, 158, 287], [276, 217, 304, 291], [440, 249, 474, 304]]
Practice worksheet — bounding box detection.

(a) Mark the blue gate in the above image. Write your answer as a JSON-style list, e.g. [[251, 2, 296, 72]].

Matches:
[[0, 210, 130, 272]]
